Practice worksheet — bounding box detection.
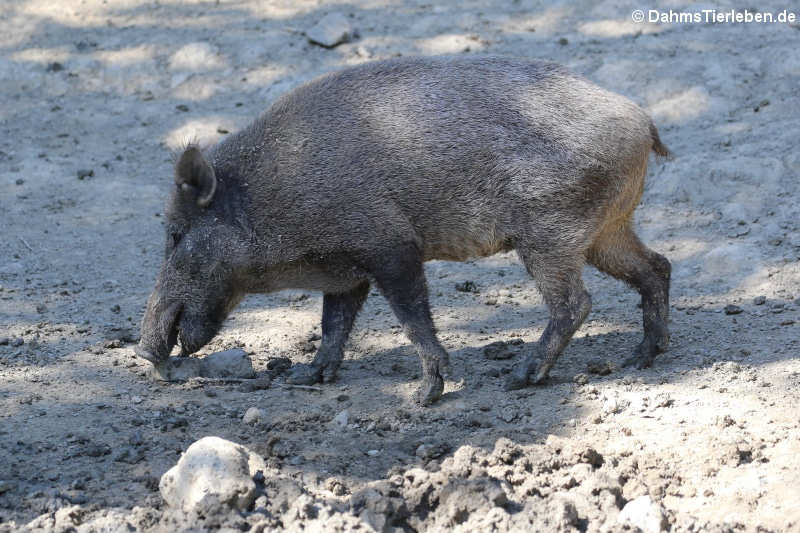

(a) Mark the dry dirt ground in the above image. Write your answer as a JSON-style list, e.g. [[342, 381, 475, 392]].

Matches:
[[1, 0, 799, 531]]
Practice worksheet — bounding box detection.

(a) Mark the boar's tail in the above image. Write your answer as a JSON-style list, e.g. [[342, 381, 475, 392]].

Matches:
[[649, 121, 672, 159]]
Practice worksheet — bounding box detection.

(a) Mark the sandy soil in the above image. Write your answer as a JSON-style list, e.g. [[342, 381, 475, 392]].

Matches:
[[1, 0, 799, 531]]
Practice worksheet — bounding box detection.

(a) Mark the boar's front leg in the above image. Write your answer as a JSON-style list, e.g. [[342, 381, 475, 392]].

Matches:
[[287, 281, 370, 385], [366, 242, 450, 406]]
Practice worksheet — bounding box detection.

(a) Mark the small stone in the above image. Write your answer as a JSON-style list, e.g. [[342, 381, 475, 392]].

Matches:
[[266, 357, 292, 374], [110, 304, 121, 313], [455, 280, 478, 293], [753, 295, 767, 305], [558, 37, 569, 45], [617, 495, 668, 533], [15, 178, 24, 185], [242, 407, 265, 425], [238, 375, 272, 392], [416, 442, 449, 460], [82, 443, 111, 457], [587, 359, 616, 376], [331, 409, 349, 429], [306, 12, 353, 48], [0, 338, 8, 346], [366, 449, 380, 457], [175, 104, 190, 112], [780, 319, 795, 326], [724, 304, 743, 315], [36, 303, 47, 314], [326, 478, 348, 496], [573, 373, 589, 385], [498, 406, 518, 423], [46, 62, 64, 72], [76, 169, 94, 180]]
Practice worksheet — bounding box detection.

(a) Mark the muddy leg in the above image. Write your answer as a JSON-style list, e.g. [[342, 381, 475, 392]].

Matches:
[[286, 281, 370, 385], [506, 253, 592, 390], [588, 224, 670, 369], [367, 243, 449, 406]]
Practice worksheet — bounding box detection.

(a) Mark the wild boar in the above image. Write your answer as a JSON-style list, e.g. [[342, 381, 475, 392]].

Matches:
[[135, 55, 671, 405]]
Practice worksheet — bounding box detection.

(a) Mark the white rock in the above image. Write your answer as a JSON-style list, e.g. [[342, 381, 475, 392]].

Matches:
[[242, 407, 265, 425], [617, 495, 667, 533], [306, 13, 352, 48], [160, 436, 266, 513], [331, 409, 349, 429]]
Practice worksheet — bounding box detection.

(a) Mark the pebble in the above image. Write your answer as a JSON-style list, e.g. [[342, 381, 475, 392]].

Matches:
[[573, 373, 589, 385], [331, 409, 349, 429], [0, 338, 8, 345], [455, 280, 478, 293], [724, 304, 743, 315], [242, 407, 265, 425], [753, 295, 767, 305], [306, 12, 353, 48], [587, 359, 616, 376], [76, 169, 94, 180], [617, 495, 668, 533], [366, 449, 381, 457]]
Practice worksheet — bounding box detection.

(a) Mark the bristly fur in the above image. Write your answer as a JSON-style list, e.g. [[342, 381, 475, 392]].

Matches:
[[138, 55, 672, 405]]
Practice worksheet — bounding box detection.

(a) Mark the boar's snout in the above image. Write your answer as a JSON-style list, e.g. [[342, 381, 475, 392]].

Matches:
[[136, 297, 182, 364]]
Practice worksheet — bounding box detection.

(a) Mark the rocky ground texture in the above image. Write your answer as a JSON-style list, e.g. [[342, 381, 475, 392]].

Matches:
[[1, 0, 799, 531]]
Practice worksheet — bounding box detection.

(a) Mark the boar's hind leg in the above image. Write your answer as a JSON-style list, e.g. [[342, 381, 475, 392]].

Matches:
[[286, 281, 370, 385], [506, 251, 592, 390], [587, 224, 671, 369], [366, 242, 449, 406]]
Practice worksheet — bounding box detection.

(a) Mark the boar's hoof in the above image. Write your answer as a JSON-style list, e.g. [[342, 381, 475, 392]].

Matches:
[[134, 345, 163, 365], [286, 363, 324, 385], [622, 339, 664, 369], [414, 375, 444, 406]]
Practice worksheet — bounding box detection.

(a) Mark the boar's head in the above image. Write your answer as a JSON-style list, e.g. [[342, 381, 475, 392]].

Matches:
[[135, 146, 250, 364]]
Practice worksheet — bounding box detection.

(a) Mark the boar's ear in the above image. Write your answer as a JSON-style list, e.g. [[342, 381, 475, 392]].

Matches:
[[175, 146, 217, 208]]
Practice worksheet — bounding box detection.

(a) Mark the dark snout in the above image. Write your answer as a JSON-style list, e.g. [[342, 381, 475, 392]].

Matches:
[[136, 296, 182, 364]]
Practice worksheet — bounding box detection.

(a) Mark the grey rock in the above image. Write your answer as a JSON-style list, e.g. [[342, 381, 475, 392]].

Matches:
[[242, 407, 265, 425], [201, 348, 255, 378], [306, 13, 353, 48]]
